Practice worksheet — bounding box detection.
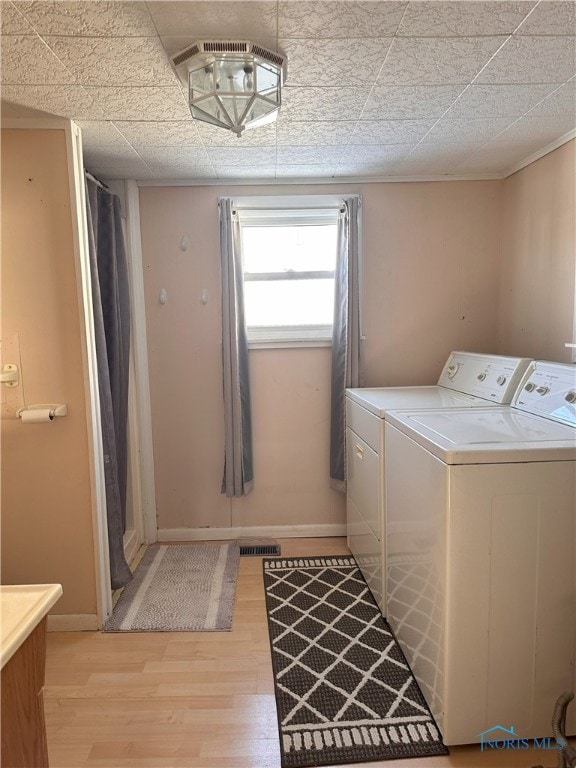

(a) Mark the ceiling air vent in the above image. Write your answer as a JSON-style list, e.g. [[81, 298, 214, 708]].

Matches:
[[171, 44, 200, 68], [171, 40, 286, 81]]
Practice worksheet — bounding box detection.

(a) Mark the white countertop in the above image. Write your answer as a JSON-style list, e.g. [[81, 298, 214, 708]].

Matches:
[[1, 584, 63, 668]]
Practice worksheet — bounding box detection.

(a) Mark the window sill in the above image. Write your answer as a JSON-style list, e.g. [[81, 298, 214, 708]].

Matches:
[[248, 337, 332, 350]]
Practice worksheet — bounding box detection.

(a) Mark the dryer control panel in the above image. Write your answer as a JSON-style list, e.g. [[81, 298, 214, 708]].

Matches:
[[512, 361, 576, 426], [437, 352, 532, 403]]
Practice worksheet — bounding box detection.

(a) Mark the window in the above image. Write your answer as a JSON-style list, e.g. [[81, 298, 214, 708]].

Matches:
[[238, 206, 340, 346]]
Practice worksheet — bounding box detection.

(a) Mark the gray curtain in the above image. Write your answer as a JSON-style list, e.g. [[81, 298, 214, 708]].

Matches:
[[85, 176, 132, 590], [219, 198, 253, 497], [330, 197, 361, 492]]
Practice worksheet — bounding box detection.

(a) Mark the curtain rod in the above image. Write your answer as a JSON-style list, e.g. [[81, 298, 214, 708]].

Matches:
[[234, 205, 343, 211], [85, 170, 109, 191]]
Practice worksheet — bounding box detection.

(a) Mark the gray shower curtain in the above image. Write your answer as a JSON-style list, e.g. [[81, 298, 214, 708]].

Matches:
[[219, 198, 253, 497], [330, 197, 361, 492], [85, 176, 132, 590]]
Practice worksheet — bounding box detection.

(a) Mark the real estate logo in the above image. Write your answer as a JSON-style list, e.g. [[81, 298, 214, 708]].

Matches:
[[478, 725, 560, 752]]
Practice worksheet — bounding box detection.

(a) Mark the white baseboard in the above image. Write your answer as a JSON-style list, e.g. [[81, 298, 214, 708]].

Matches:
[[47, 614, 99, 632], [157, 524, 347, 542]]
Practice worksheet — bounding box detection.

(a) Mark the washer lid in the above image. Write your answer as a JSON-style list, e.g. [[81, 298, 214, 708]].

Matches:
[[346, 386, 486, 418], [386, 407, 576, 464]]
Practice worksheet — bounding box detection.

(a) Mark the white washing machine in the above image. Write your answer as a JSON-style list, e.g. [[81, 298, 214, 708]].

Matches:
[[385, 360, 576, 745], [345, 352, 532, 613]]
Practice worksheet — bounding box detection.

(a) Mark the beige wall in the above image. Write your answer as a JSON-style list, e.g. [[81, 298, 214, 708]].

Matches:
[[498, 139, 576, 362], [139, 179, 503, 533], [1, 128, 97, 615]]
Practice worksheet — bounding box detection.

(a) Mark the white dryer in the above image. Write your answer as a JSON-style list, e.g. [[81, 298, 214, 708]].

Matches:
[[345, 352, 531, 613], [385, 361, 576, 745]]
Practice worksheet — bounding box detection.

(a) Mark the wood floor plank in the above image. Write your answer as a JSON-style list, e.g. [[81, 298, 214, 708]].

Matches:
[[45, 537, 568, 768]]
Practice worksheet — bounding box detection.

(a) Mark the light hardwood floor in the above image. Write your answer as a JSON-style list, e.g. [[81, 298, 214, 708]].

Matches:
[[45, 538, 562, 767]]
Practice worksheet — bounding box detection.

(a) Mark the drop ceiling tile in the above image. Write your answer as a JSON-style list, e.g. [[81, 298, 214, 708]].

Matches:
[[196, 121, 277, 147], [137, 146, 212, 167], [446, 84, 561, 118], [404, 142, 485, 163], [395, 151, 478, 175], [394, 145, 482, 175], [12, 1, 157, 36], [76, 120, 131, 146], [422, 117, 515, 143], [276, 147, 343, 165], [1, 34, 76, 85], [361, 85, 465, 119], [276, 120, 356, 145], [476, 37, 576, 84], [377, 36, 506, 86], [1, 84, 105, 119], [113, 120, 202, 147], [516, 1, 576, 35], [279, 38, 393, 87], [397, 1, 533, 36], [84, 86, 190, 121], [154, 170, 217, 182], [149, 166, 217, 179], [207, 147, 277, 166], [0, 2, 33, 34], [277, 165, 337, 177], [281, 86, 371, 121], [215, 166, 275, 178], [527, 82, 576, 115], [45, 37, 175, 86], [83, 144, 144, 165], [278, 1, 406, 38], [147, 1, 277, 38], [488, 114, 576, 145], [92, 162, 156, 181], [349, 118, 436, 144], [346, 143, 414, 161], [453, 141, 546, 174], [335, 158, 402, 175]]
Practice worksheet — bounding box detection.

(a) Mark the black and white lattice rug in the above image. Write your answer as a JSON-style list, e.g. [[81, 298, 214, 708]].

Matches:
[[263, 556, 448, 767]]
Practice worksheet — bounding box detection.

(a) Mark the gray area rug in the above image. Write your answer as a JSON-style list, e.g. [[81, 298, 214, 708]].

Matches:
[[104, 542, 240, 632], [263, 556, 448, 767]]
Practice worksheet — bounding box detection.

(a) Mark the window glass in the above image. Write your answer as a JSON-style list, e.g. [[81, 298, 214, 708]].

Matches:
[[239, 211, 339, 344]]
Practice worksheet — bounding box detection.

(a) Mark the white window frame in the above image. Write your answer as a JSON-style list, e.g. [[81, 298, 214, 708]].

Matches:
[[235, 196, 343, 349]]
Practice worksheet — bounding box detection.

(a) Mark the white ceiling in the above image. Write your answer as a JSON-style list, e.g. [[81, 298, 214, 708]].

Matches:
[[1, 1, 575, 183]]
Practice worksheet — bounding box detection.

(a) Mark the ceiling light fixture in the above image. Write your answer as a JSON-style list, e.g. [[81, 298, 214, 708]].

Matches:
[[171, 41, 286, 137]]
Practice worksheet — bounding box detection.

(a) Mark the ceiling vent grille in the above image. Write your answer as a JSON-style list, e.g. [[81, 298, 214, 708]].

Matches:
[[203, 41, 250, 53], [172, 44, 200, 67], [171, 40, 286, 74], [251, 44, 285, 69]]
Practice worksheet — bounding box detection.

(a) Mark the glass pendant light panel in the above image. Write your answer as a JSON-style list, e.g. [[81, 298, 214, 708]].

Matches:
[[188, 60, 215, 97], [255, 62, 280, 98], [190, 95, 231, 129], [248, 95, 279, 123], [219, 94, 253, 126], [214, 56, 250, 93]]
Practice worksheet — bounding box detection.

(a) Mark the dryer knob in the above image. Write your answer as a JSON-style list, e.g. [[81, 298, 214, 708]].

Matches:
[[536, 386, 550, 395], [447, 363, 459, 379], [477, 373, 486, 381], [496, 375, 506, 386], [565, 391, 576, 404], [524, 382, 537, 393]]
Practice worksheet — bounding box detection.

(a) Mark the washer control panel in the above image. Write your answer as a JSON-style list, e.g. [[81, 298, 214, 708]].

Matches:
[[512, 361, 576, 426], [437, 352, 532, 403]]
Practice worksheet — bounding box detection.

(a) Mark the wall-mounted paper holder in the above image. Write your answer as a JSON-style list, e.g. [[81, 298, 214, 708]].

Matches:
[[17, 404, 68, 423], [1, 364, 19, 388]]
